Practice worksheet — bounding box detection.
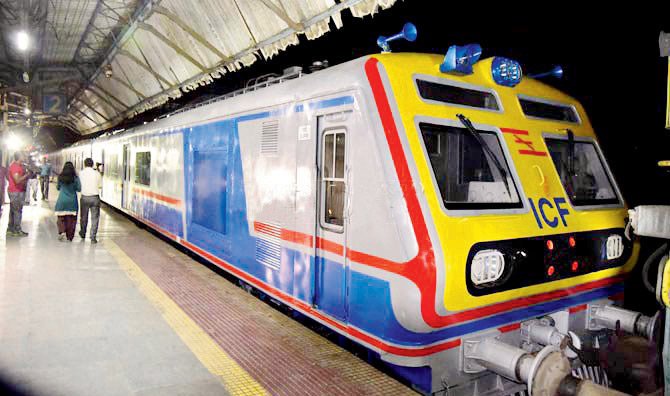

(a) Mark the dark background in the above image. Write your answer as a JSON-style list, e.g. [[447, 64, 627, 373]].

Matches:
[[70, 2, 670, 313]]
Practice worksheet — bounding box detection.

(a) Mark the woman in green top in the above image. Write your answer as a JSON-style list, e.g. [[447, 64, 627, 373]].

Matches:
[[55, 162, 81, 241]]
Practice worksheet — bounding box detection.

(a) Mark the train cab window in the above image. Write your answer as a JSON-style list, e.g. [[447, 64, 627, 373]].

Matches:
[[420, 122, 522, 210], [519, 97, 580, 123], [320, 130, 346, 229], [135, 151, 151, 186], [416, 79, 500, 111], [545, 138, 619, 206]]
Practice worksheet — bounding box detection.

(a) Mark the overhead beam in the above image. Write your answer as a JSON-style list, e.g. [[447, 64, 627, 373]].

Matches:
[[91, 82, 131, 109], [117, 48, 174, 87], [109, 74, 146, 100], [75, 97, 111, 122], [85, 86, 126, 113], [71, 106, 101, 126], [72, 0, 107, 62], [153, 6, 230, 61], [137, 22, 207, 72], [255, 0, 304, 32], [0, 77, 83, 94]]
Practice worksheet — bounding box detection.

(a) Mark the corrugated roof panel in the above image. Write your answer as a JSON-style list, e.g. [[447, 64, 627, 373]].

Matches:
[[44, 0, 98, 63], [160, 0, 255, 57], [114, 48, 163, 100], [150, 14, 219, 71], [131, 28, 201, 86], [71, 0, 399, 133], [97, 67, 142, 107], [81, 88, 120, 120]]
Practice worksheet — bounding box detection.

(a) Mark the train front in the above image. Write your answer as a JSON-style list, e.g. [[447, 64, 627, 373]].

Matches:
[[367, 50, 658, 395]]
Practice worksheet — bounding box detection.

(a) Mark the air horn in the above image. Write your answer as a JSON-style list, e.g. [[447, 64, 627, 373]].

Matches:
[[377, 22, 417, 53], [528, 65, 563, 79]]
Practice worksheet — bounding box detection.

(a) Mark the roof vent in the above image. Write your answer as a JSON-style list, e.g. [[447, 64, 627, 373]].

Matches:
[[309, 60, 329, 73], [283, 66, 302, 76]]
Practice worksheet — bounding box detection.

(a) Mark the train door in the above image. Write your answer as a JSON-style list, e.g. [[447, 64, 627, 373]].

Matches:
[[121, 143, 130, 209], [313, 111, 351, 321], [100, 149, 105, 196]]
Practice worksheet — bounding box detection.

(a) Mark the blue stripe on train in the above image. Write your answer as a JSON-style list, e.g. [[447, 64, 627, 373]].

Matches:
[[130, 95, 621, 349], [129, 193, 183, 238]]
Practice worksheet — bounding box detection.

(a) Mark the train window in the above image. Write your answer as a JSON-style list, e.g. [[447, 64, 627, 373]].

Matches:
[[416, 79, 500, 111], [545, 138, 619, 206], [135, 151, 151, 186], [320, 130, 346, 229], [419, 122, 522, 210], [518, 97, 580, 123], [106, 154, 119, 178]]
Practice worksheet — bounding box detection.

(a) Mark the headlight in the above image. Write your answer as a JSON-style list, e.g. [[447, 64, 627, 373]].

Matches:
[[471, 249, 505, 286], [606, 235, 624, 260]]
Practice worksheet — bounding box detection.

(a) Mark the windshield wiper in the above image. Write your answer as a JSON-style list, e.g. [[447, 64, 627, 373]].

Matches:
[[456, 114, 513, 199]]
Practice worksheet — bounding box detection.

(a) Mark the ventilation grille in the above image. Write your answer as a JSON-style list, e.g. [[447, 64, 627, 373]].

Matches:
[[255, 221, 281, 270], [572, 365, 610, 387], [260, 120, 279, 154]]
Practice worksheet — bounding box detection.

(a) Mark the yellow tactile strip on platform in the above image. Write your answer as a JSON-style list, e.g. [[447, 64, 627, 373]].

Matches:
[[104, 239, 268, 396], [111, 227, 417, 395]]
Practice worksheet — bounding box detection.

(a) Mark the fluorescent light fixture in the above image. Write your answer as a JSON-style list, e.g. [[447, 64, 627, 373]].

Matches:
[[16, 30, 30, 52]]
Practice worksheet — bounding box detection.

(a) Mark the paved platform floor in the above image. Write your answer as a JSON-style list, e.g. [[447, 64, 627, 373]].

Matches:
[[0, 191, 413, 396]]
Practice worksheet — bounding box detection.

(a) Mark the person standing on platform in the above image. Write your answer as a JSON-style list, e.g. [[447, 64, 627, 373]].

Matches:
[[40, 159, 52, 200], [55, 162, 80, 242], [79, 158, 101, 244], [6, 152, 30, 237], [27, 166, 39, 205]]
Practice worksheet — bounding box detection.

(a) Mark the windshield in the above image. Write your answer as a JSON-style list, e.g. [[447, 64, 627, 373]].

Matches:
[[545, 138, 619, 206], [419, 122, 521, 210]]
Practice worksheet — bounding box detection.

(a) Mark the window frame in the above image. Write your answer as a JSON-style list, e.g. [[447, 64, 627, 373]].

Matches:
[[517, 94, 582, 124], [542, 132, 623, 211], [413, 73, 504, 114], [134, 150, 151, 186], [319, 127, 347, 232], [415, 116, 528, 217]]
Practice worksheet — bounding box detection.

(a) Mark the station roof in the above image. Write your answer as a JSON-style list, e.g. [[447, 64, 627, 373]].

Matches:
[[0, 0, 397, 136]]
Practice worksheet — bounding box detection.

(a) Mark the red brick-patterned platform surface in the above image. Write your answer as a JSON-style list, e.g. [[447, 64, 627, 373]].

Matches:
[[113, 232, 416, 396]]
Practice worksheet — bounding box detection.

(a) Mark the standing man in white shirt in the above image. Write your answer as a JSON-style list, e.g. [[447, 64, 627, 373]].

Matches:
[[79, 158, 102, 243]]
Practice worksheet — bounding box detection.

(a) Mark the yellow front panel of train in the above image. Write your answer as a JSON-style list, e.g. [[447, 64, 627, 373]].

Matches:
[[375, 53, 638, 311]]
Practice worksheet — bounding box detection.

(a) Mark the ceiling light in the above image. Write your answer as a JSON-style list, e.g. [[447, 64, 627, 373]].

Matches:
[[16, 31, 30, 52], [5, 134, 23, 151]]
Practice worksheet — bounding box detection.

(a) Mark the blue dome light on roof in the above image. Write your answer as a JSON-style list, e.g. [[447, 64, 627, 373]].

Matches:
[[491, 57, 523, 87]]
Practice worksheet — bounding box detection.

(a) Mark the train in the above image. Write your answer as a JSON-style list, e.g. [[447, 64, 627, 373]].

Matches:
[[50, 45, 656, 395]]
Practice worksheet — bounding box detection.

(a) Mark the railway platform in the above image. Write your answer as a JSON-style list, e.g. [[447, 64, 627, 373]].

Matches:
[[0, 193, 413, 396]]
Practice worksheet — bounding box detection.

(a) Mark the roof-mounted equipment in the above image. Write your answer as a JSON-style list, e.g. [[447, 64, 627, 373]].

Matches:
[[491, 57, 523, 87], [439, 44, 482, 74], [376, 22, 417, 53], [528, 65, 563, 79]]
